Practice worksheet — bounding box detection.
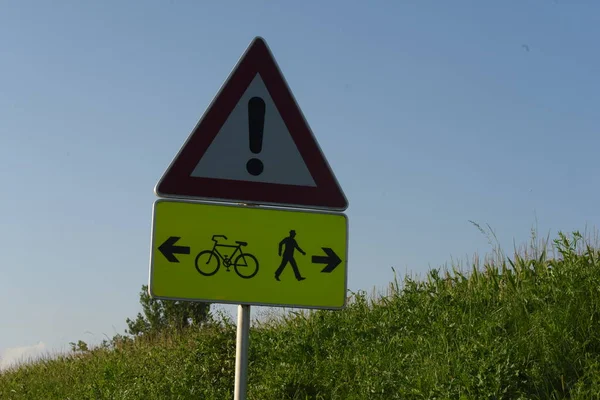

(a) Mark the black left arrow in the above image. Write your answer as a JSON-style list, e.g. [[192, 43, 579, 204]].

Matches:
[[312, 247, 342, 273], [158, 236, 190, 263]]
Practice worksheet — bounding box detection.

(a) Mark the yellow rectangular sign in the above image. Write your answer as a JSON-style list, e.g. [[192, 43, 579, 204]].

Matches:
[[149, 199, 348, 309]]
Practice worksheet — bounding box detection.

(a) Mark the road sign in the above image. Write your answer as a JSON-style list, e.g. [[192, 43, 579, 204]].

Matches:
[[149, 199, 348, 309], [154, 36, 348, 211]]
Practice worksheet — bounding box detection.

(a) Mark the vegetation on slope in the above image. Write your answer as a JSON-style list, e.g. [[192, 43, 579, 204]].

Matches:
[[2, 230, 600, 399]]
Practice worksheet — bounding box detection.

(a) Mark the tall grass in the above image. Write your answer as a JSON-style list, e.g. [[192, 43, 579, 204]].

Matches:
[[2, 230, 600, 399]]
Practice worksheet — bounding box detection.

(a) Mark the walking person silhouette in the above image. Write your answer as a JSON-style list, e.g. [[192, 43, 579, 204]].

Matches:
[[275, 230, 306, 281]]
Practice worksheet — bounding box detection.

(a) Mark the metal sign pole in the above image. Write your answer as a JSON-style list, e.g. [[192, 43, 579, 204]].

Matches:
[[234, 304, 251, 400]]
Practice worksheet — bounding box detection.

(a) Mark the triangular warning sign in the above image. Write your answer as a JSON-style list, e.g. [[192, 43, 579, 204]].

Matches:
[[155, 36, 348, 211]]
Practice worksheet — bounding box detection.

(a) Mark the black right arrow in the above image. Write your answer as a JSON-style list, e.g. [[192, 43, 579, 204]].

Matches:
[[158, 236, 190, 263], [312, 248, 342, 273]]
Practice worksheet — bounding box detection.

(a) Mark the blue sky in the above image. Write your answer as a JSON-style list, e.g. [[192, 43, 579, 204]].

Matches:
[[1, 1, 599, 367]]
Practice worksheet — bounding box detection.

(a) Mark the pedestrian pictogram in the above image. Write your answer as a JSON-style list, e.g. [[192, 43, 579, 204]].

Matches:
[[149, 199, 348, 309], [275, 230, 306, 281], [154, 36, 348, 211]]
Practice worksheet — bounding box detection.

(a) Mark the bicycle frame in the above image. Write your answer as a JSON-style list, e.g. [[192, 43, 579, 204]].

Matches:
[[209, 241, 242, 264]]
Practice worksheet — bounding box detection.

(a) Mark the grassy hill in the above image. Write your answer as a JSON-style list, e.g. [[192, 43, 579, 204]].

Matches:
[[2, 230, 600, 399]]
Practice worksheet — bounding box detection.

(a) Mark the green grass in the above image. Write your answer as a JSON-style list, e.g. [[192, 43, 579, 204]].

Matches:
[[3, 230, 600, 399]]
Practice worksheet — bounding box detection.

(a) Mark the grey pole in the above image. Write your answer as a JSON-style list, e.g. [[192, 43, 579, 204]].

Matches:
[[234, 304, 251, 400]]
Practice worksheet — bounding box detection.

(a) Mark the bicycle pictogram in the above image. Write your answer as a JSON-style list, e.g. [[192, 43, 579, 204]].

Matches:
[[194, 235, 259, 279]]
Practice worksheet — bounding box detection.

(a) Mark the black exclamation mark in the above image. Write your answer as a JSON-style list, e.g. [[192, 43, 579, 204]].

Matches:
[[246, 96, 266, 176]]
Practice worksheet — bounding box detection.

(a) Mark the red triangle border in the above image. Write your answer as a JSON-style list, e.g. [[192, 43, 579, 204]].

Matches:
[[155, 37, 348, 211]]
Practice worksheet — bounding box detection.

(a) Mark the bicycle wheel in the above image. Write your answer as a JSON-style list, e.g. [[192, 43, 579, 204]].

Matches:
[[234, 253, 259, 279], [195, 250, 220, 276]]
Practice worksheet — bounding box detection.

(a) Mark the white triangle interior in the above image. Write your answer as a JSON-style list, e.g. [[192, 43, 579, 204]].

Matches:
[[190, 74, 317, 187]]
